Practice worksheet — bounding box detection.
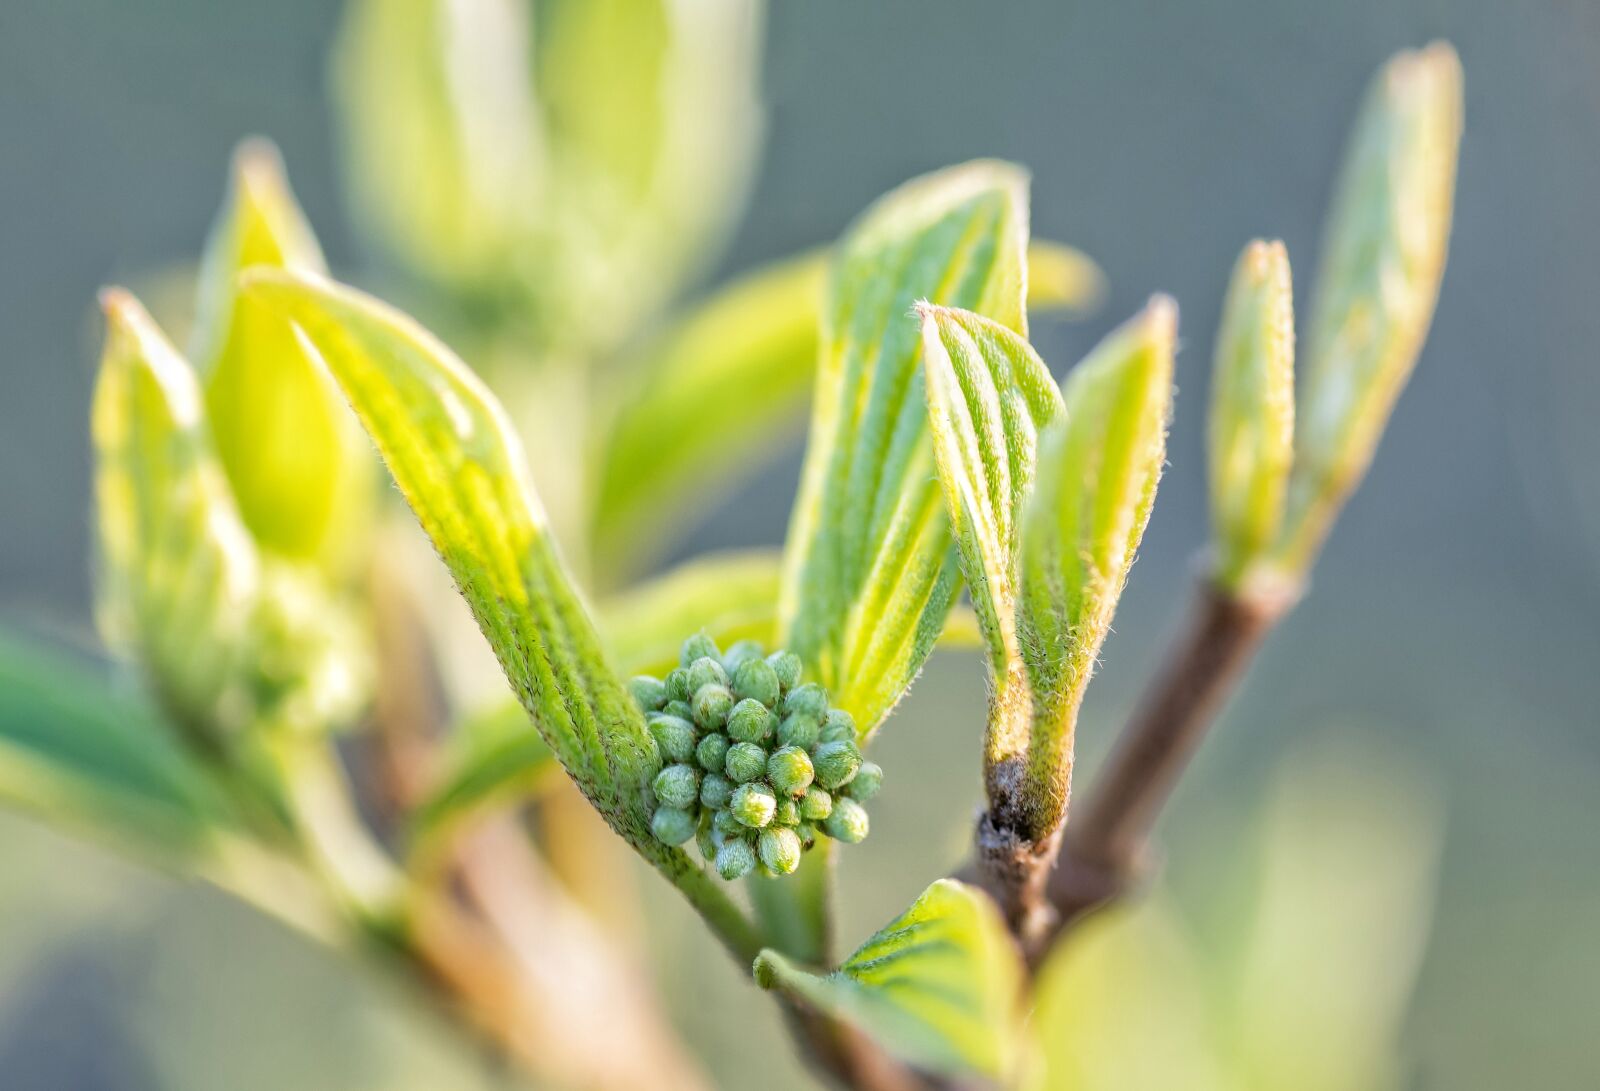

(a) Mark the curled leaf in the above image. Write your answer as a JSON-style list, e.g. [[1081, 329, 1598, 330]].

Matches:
[[779, 160, 1031, 735], [1209, 239, 1295, 592], [1280, 42, 1462, 572], [754, 879, 1024, 1080]]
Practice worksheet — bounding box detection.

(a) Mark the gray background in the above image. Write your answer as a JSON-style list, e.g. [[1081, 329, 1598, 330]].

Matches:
[[3, 1, 1599, 1088]]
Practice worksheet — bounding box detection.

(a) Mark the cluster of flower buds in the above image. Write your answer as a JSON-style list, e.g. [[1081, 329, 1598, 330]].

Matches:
[[630, 633, 882, 881]]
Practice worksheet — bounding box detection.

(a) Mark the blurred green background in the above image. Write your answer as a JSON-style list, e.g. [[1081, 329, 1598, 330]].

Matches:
[[2, 1, 1598, 1088]]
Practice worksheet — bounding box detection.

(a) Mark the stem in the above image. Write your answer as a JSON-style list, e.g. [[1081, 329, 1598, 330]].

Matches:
[[1038, 565, 1296, 952]]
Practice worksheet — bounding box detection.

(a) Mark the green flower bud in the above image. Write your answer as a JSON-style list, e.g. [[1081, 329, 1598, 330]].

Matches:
[[696, 731, 730, 772], [727, 697, 775, 744], [849, 761, 884, 801], [731, 658, 781, 708], [680, 632, 720, 668], [759, 826, 803, 876], [724, 741, 768, 783], [696, 816, 720, 860], [796, 822, 818, 850], [687, 655, 729, 692], [721, 639, 766, 675], [784, 682, 829, 720], [652, 763, 700, 810], [799, 787, 833, 821], [692, 683, 734, 731], [820, 708, 857, 744], [767, 745, 815, 796], [774, 797, 800, 827], [715, 837, 757, 881], [729, 782, 777, 828], [662, 699, 693, 721], [665, 668, 693, 703], [823, 797, 870, 843], [627, 675, 668, 712], [766, 650, 802, 692], [648, 714, 698, 764], [651, 806, 697, 846], [777, 713, 821, 750], [713, 807, 745, 837], [813, 740, 863, 790], [700, 771, 734, 810]]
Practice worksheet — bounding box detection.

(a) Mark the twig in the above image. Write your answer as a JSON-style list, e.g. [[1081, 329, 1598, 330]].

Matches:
[[1034, 566, 1297, 956]]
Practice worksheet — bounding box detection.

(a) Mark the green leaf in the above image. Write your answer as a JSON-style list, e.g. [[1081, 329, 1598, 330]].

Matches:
[[194, 139, 371, 567], [754, 879, 1024, 1080], [0, 631, 230, 855], [1013, 299, 1175, 839], [920, 305, 1062, 682], [1209, 239, 1295, 592], [245, 270, 762, 958], [598, 550, 783, 678], [92, 289, 261, 740], [333, 0, 762, 350], [779, 160, 1031, 735], [1280, 42, 1462, 573], [593, 251, 828, 578], [593, 242, 1103, 581]]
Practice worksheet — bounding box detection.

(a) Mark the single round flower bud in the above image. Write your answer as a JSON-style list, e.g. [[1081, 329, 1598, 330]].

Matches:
[[777, 713, 821, 750], [696, 816, 721, 859], [662, 699, 693, 721], [727, 698, 775, 744], [731, 658, 781, 708], [759, 826, 803, 875], [652, 763, 700, 810], [628, 675, 668, 712], [823, 797, 870, 843], [715, 837, 757, 881], [713, 807, 745, 837], [766, 650, 803, 692], [724, 741, 768, 783], [848, 761, 883, 801], [665, 668, 693, 703], [729, 782, 777, 828], [767, 745, 815, 796], [687, 656, 729, 693], [819, 708, 857, 744], [700, 772, 734, 810], [799, 787, 833, 821], [796, 822, 817, 849], [652, 806, 697, 846], [774, 797, 800, 827], [693, 683, 734, 731], [648, 714, 698, 764], [721, 640, 766, 675], [680, 632, 720, 668], [784, 682, 829, 720], [696, 732, 730, 772], [812, 739, 863, 790]]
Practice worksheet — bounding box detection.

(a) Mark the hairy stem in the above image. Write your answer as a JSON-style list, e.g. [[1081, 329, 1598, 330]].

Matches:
[[1037, 566, 1297, 954]]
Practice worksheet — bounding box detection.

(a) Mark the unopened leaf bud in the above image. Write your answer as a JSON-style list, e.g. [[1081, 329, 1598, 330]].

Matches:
[[652, 763, 700, 810], [648, 714, 697, 764], [724, 741, 768, 783], [823, 797, 870, 843], [730, 782, 777, 828], [813, 739, 863, 790], [759, 826, 803, 875], [767, 745, 815, 796], [727, 697, 775, 744]]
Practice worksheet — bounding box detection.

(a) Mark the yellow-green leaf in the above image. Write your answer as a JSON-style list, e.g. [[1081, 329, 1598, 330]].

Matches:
[[754, 879, 1024, 1080], [1280, 42, 1462, 573], [593, 253, 827, 578], [1013, 299, 1175, 839], [194, 139, 371, 566], [92, 289, 260, 739], [1209, 239, 1295, 592], [779, 160, 1031, 735]]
